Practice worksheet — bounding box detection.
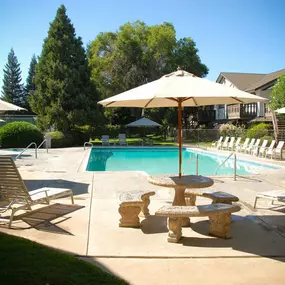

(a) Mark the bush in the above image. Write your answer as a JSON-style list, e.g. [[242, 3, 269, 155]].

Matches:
[[0, 122, 43, 148], [246, 123, 270, 139], [218, 123, 245, 138]]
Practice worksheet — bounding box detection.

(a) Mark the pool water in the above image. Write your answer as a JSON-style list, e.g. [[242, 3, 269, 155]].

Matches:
[[86, 147, 280, 175]]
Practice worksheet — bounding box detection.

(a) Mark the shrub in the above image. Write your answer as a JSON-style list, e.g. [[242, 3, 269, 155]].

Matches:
[[0, 122, 42, 148], [45, 131, 74, 148], [218, 123, 245, 138], [246, 123, 270, 139]]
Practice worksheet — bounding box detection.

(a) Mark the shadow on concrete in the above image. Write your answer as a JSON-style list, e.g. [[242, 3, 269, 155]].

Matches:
[[24, 179, 90, 196], [141, 215, 168, 234], [16, 203, 85, 235]]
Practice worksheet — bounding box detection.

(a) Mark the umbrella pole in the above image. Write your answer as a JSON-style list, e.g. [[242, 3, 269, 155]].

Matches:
[[178, 99, 182, 178]]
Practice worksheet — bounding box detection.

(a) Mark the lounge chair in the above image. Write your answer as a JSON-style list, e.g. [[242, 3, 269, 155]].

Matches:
[[228, 137, 241, 151], [263, 140, 276, 158], [244, 138, 256, 154], [0, 156, 74, 228], [271, 141, 284, 160], [236, 138, 250, 153], [118, 134, 128, 146], [225, 137, 235, 150], [247, 139, 260, 155], [212, 136, 223, 148], [254, 190, 285, 208], [254, 139, 268, 156], [220, 136, 229, 150], [101, 135, 110, 146]]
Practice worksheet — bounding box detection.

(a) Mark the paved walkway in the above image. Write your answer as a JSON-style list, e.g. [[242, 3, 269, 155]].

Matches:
[[0, 147, 284, 284]]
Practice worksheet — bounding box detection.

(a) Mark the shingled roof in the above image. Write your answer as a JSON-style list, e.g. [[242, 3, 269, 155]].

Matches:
[[217, 72, 265, 91]]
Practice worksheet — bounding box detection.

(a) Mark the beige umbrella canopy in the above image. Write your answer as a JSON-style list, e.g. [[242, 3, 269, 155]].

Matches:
[[0, 99, 25, 111], [275, 107, 285, 114], [98, 68, 268, 177]]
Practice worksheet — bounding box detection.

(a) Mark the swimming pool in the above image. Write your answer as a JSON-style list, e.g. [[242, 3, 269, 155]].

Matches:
[[86, 147, 280, 175]]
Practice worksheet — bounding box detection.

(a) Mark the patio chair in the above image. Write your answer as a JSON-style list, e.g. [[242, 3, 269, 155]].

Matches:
[[230, 137, 241, 151], [271, 141, 284, 160], [101, 135, 110, 146], [212, 136, 223, 148], [220, 136, 229, 150], [225, 137, 235, 150], [244, 138, 256, 154], [0, 156, 74, 228], [247, 139, 260, 155], [263, 140, 276, 158], [254, 190, 285, 208], [236, 138, 250, 153], [254, 139, 268, 156], [118, 133, 128, 146]]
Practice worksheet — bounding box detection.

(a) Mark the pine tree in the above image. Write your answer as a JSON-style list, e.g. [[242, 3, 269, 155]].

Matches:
[[30, 5, 98, 131], [1, 48, 24, 106], [25, 54, 37, 111]]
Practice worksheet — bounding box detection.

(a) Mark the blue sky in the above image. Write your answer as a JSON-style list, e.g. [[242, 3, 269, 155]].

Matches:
[[0, 0, 284, 88]]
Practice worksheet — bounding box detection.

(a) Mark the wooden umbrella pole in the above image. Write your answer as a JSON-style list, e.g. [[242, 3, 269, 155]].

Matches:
[[178, 99, 182, 178]]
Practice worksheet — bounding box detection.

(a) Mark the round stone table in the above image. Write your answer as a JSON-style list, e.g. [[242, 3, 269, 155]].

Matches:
[[148, 174, 214, 226]]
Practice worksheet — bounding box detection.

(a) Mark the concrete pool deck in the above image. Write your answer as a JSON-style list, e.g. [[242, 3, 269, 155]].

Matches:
[[0, 146, 285, 284]]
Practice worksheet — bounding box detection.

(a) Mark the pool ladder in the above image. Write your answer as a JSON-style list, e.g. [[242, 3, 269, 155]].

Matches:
[[215, 152, 237, 181], [84, 142, 93, 150]]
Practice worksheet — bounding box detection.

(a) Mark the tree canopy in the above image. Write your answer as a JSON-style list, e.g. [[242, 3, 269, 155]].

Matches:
[[1, 48, 25, 107], [25, 54, 37, 111], [270, 75, 285, 111], [30, 5, 99, 132], [88, 21, 209, 127]]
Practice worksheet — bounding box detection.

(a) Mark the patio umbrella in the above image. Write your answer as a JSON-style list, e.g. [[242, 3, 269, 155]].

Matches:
[[98, 68, 268, 178], [0, 99, 26, 111], [275, 107, 285, 114], [126, 117, 161, 127]]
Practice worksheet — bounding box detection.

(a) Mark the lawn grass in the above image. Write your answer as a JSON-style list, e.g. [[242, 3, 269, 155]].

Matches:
[[0, 232, 128, 285]]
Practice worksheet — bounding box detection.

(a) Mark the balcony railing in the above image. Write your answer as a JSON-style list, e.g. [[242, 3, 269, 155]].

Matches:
[[197, 110, 216, 122], [227, 104, 257, 120]]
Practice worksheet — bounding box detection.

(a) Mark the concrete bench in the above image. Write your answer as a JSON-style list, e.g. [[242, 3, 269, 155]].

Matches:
[[118, 190, 155, 227], [185, 190, 239, 206], [155, 203, 241, 243]]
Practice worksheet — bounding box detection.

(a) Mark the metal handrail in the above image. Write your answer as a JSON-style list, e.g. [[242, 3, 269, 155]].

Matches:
[[215, 152, 237, 180], [16, 142, 37, 159], [37, 139, 48, 153], [187, 153, 199, 175], [84, 142, 93, 150]]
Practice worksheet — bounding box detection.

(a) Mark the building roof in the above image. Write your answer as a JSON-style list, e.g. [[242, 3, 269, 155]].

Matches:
[[245, 69, 285, 92], [217, 72, 265, 91]]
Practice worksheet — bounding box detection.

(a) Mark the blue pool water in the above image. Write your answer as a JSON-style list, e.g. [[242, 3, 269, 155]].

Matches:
[[86, 147, 280, 175]]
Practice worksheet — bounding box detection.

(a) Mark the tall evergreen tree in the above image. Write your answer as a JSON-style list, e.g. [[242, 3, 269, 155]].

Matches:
[[1, 48, 24, 107], [25, 54, 37, 111], [30, 5, 98, 131]]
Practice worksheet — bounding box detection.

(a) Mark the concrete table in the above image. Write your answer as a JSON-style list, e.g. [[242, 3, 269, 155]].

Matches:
[[148, 174, 214, 226]]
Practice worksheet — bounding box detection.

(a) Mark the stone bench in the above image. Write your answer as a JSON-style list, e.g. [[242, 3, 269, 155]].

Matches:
[[155, 203, 241, 243], [118, 190, 155, 227], [185, 190, 239, 206]]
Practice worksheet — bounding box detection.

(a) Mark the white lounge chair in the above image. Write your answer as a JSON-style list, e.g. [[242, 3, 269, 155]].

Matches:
[[248, 139, 260, 155], [254, 139, 268, 156], [216, 137, 223, 149], [0, 156, 74, 228], [254, 190, 285, 208], [236, 138, 250, 153], [118, 133, 128, 146], [224, 137, 235, 150], [220, 136, 229, 150], [229, 137, 241, 151], [101, 135, 110, 146], [212, 136, 223, 148], [245, 138, 256, 154], [263, 140, 276, 158], [271, 141, 284, 160]]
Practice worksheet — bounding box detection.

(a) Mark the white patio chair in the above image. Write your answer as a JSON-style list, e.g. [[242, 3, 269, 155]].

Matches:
[[254, 139, 268, 156], [0, 156, 74, 228], [263, 140, 276, 158], [221, 136, 229, 150], [245, 138, 256, 154], [118, 133, 128, 146], [212, 136, 223, 148], [254, 190, 285, 208], [272, 141, 284, 160], [236, 138, 250, 153], [229, 137, 241, 151], [224, 137, 235, 150], [101, 135, 110, 146], [248, 139, 260, 155]]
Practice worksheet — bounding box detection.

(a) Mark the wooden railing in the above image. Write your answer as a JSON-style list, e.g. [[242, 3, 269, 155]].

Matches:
[[227, 104, 257, 119], [197, 110, 216, 122]]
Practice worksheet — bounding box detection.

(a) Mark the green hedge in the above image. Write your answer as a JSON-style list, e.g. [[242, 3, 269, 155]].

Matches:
[[0, 122, 43, 148], [246, 123, 271, 139], [45, 131, 89, 148]]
